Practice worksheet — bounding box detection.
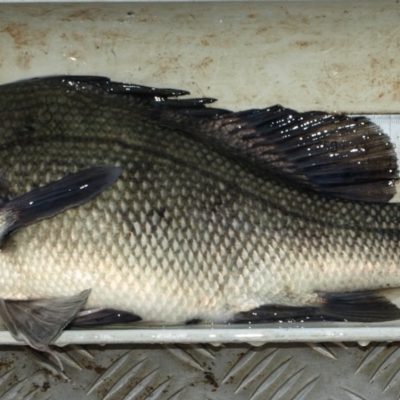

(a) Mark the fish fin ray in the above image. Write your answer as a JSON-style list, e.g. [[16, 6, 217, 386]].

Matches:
[[0, 166, 122, 241], [211, 108, 398, 203], [232, 289, 400, 323], [232, 305, 320, 323], [0, 290, 91, 352], [24, 76, 191, 98], [317, 290, 400, 322], [71, 308, 142, 327]]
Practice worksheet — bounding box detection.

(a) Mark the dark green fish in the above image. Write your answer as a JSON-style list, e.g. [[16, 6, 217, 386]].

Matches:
[[0, 76, 399, 363]]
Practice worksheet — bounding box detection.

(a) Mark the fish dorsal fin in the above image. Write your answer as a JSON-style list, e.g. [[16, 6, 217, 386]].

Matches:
[[23, 77, 398, 202], [0, 166, 121, 242], [208, 106, 399, 203], [0, 290, 91, 368]]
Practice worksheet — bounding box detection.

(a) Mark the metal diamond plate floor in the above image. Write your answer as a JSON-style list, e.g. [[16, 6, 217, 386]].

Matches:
[[0, 342, 399, 400]]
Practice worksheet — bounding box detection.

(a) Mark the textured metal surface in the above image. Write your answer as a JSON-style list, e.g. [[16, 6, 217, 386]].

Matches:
[[1, 342, 400, 399]]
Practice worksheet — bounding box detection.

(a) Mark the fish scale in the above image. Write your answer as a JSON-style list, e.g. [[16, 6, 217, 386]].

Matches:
[[0, 77, 399, 357]]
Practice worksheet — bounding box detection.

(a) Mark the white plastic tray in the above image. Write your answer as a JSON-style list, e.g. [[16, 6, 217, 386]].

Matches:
[[0, 2, 399, 347]]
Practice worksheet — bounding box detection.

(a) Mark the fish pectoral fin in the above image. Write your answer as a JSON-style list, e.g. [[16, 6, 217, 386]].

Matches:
[[0, 166, 122, 242], [317, 289, 400, 322], [70, 308, 142, 327], [0, 290, 91, 365]]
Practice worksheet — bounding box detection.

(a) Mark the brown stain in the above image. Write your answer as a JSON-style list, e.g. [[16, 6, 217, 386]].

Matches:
[[201, 39, 209, 46], [16, 52, 32, 70], [61, 9, 97, 22], [2, 22, 48, 49], [196, 57, 213, 70], [2, 22, 29, 48], [101, 30, 131, 41], [295, 40, 316, 48], [256, 27, 269, 35], [248, 14, 257, 19], [393, 81, 400, 91], [72, 32, 84, 41]]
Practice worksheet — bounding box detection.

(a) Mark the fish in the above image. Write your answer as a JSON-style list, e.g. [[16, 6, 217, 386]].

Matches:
[[0, 75, 400, 365]]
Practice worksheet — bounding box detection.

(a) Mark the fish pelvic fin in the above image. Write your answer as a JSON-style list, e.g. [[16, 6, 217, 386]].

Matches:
[[0, 290, 91, 369], [71, 308, 142, 327], [0, 166, 122, 243]]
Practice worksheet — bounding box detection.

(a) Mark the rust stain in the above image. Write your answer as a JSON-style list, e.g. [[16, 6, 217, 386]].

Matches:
[[16, 51, 32, 70], [2, 22, 48, 49], [2, 23, 29, 48]]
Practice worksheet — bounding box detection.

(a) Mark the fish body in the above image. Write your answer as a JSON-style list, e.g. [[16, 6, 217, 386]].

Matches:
[[0, 76, 399, 355]]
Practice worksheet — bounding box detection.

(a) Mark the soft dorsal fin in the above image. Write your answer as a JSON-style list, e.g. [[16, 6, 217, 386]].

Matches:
[[193, 105, 399, 203]]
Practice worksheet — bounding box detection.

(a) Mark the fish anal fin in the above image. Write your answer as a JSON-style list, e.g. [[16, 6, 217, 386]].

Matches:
[[317, 289, 400, 322], [0, 290, 91, 367], [232, 305, 320, 323], [71, 308, 142, 327], [232, 289, 400, 323]]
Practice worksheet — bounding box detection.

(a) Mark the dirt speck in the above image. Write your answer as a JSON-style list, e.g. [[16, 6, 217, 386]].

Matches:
[[248, 14, 257, 19], [295, 40, 315, 48], [256, 27, 269, 35], [196, 57, 213, 70], [72, 33, 84, 41], [204, 372, 218, 388], [41, 381, 50, 392]]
